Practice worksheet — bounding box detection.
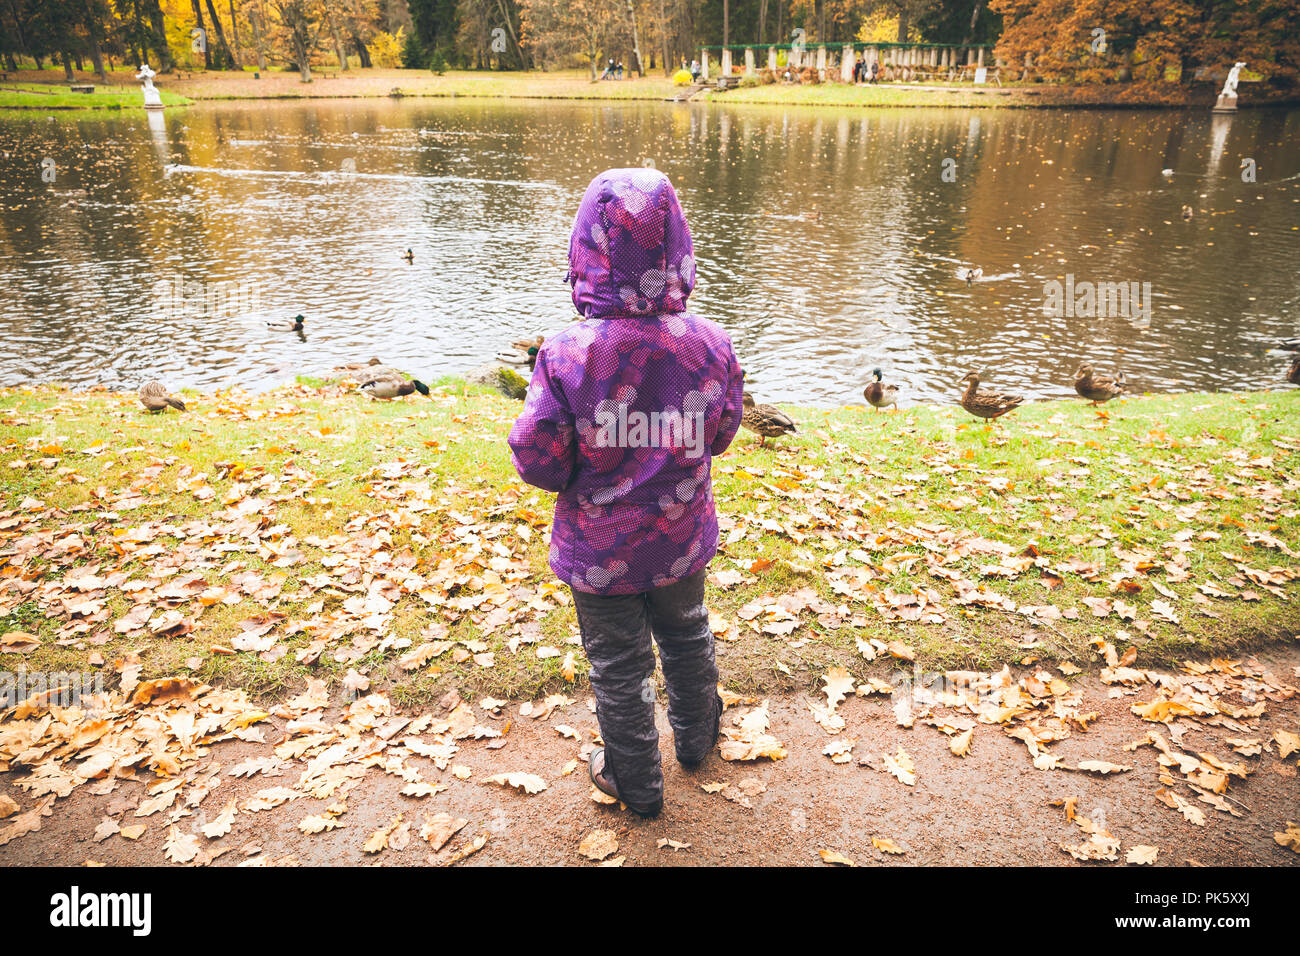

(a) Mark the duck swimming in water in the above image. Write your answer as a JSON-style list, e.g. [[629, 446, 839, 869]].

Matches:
[[402, 249, 414, 263], [268, 314, 305, 332], [963, 267, 983, 286]]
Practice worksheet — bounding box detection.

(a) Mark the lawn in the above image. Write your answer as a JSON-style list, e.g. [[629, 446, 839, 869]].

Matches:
[[0, 81, 192, 110], [1, 380, 1297, 710]]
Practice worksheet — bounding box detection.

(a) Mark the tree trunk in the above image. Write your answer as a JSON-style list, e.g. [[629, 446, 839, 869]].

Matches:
[[61, 50, 74, 81], [658, 0, 670, 73], [353, 34, 372, 68], [191, 0, 212, 68], [82, 0, 108, 80], [493, 0, 527, 69], [326, 10, 348, 69], [625, 0, 643, 76], [228, 0, 244, 67], [205, 0, 237, 68], [251, 4, 267, 72], [758, 0, 768, 45], [140, 0, 171, 70], [722, 0, 729, 48], [4, 0, 29, 64], [896, 1, 909, 43], [88, 41, 106, 80]]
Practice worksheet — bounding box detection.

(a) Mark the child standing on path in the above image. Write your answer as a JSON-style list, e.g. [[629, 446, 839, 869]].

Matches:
[[508, 168, 745, 816]]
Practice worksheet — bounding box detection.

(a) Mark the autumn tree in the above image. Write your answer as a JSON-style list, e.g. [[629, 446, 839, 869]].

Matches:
[[990, 0, 1300, 87], [519, 0, 619, 76]]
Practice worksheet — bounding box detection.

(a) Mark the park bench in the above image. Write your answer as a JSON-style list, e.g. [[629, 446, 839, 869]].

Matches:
[[69, 84, 95, 93], [320, 70, 338, 79], [714, 73, 743, 90]]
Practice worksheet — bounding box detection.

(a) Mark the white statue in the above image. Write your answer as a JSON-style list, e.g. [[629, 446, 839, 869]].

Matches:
[[1220, 62, 1245, 99], [136, 63, 164, 110]]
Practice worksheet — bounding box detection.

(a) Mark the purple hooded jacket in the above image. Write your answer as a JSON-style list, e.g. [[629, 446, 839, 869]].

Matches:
[[508, 168, 745, 595]]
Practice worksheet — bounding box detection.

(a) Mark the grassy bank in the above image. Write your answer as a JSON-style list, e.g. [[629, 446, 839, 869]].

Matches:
[[0, 68, 1271, 110], [1, 381, 1297, 708], [0, 81, 191, 110]]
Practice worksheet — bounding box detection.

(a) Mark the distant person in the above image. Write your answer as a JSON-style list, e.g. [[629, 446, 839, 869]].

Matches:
[[616, 61, 624, 79], [690, 58, 700, 82], [870, 60, 880, 83], [508, 168, 745, 817], [600, 58, 614, 80]]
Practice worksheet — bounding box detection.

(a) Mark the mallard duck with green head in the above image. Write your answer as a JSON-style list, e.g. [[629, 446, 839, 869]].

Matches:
[[958, 372, 1023, 422], [267, 314, 305, 332], [741, 391, 797, 446], [863, 367, 900, 412], [1074, 364, 1126, 405], [359, 366, 431, 400], [496, 335, 544, 371]]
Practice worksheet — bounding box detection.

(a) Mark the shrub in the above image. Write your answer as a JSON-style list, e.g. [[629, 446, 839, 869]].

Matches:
[[672, 68, 693, 85], [400, 30, 426, 69], [371, 29, 404, 69]]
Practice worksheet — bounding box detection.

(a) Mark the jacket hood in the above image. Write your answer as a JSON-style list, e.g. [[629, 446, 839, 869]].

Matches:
[[567, 168, 696, 319]]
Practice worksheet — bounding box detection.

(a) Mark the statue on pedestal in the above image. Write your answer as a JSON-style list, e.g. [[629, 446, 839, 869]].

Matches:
[[1212, 61, 1245, 113], [136, 63, 164, 110]]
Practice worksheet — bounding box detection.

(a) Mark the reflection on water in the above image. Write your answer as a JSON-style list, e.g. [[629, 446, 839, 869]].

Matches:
[[1, 99, 1297, 405]]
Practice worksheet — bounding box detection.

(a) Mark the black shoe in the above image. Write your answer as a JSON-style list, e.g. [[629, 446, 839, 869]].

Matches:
[[676, 693, 724, 769], [588, 747, 662, 818]]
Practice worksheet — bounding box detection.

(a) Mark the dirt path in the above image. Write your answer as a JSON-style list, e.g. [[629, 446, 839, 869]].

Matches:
[[2, 646, 1297, 868]]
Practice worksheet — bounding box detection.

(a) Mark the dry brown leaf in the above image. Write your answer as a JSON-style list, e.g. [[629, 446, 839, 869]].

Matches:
[[484, 772, 548, 794], [950, 728, 973, 757], [1126, 845, 1159, 865], [817, 848, 857, 866], [578, 828, 619, 861], [163, 825, 200, 864], [872, 836, 906, 855]]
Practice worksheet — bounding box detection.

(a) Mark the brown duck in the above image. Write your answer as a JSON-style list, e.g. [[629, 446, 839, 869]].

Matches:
[[742, 391, 797, 445], [958, 372, 1023, 422], [1288, 358, 1300, 387], [138, 381, 186, 413], [1074, 364, 1126, 405]]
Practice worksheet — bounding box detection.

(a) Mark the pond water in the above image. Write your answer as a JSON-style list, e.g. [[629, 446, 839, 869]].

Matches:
[[1, 97, 1298, 406]]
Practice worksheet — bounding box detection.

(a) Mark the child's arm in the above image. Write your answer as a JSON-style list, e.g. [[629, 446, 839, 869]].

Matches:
[[508, 348, 577, 492], [711, 344, 745, 457]]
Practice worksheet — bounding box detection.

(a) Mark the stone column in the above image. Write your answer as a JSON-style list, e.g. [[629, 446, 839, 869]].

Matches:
[[721, 48, 732, 75], [744, 47, 755, 75], [768, 47, 778, 71], [701, 50, 709, 81], [841, 45, 854, 82], [816, 45, 827, 79]]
